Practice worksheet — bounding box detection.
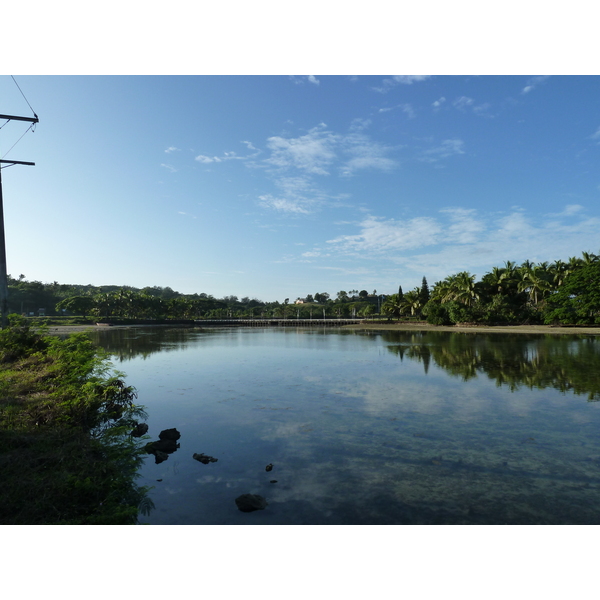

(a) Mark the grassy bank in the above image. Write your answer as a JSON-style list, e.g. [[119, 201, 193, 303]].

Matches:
[[0, 317, 151, 524]]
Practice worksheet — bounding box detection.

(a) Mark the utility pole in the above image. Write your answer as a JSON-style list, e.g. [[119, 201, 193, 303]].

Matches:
[[0, 112, 39, 328]]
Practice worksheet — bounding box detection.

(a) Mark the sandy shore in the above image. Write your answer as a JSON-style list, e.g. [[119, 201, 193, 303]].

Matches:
[[341, 322, 600, 335], [43, 322, 600, 336]]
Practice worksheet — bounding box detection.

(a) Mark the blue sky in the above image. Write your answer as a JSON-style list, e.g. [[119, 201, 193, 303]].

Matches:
[[1, 74, 599, 301]]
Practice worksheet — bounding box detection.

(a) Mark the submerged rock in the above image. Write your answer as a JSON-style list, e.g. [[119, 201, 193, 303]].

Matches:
[[265, 463, 273, 472], [235, 494, 268, 512], [193, 453, 218, 464], [145, 439, 180, 454], [153, 450, 169, 464], [159, 428, 181, 441], [130, 423, 149, 437]]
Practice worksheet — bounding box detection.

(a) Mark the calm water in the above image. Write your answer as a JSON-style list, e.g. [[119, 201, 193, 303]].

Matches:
[[90, 326, 600, 524]]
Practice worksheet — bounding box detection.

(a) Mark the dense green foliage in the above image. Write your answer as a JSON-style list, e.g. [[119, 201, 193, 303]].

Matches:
[[0, 317, 151, 524], [544, 263, 600, 325], [419, 252, 600, 326], [8, 250, 600, 326]]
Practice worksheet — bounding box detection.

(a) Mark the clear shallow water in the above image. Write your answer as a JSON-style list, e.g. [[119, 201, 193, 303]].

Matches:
[[91, 327, 600, 524]]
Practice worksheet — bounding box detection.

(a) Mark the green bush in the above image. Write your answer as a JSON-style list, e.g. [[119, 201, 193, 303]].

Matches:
[[423, 302, 451, 325]]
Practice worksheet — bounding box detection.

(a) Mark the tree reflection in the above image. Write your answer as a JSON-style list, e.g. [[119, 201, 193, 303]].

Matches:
[[383, 331, 600, 401]]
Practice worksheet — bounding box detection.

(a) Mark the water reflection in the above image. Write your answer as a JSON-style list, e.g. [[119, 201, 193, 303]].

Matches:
[[89, 327, 600, 524], [382, 331, 600, 400]]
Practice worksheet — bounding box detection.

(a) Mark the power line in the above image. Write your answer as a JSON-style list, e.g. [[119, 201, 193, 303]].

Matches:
[[11, 76, 38, 119], [1, 122, 35, 160]]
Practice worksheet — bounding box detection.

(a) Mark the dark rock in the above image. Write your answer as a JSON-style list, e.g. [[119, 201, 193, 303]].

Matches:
[[270, 480, 277, 484], [235, 494, 268, 512], [159, 428, 181, 441], [193, 453, 218, 464], [130, 423, 149, 437], [265, 463, 273, 472], [154, 450, 169, 464], [145, 439, 180, 454]]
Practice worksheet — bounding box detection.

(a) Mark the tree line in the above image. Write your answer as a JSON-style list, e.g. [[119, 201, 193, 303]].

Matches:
[[383, 251, 600, 326], [8, 249, 600, 324]]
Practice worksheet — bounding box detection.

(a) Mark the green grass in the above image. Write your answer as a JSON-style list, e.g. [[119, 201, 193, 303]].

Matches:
[[0, 316, 151, 524]]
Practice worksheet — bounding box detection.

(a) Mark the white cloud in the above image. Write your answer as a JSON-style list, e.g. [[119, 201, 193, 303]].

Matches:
[[419, 139, 465, 162], [521, 75, 550, 94], [160, 163, 177, 172], [440, 208, 486, 244], [432, 97, 446, 109], [349, 118, 371, 131], [326, 215, 442, 253], [546, 204, 584, 217], [453, 96, 474, 110], [258, 194, 311, 214], [378, 104, 415, 118], [319, 206, 600, 286], [373, 75, 431, 93], [195, 149, 247, 164], [265, 126, 338, 175], [590, 126, 600, 142], [340, 133, 396, 176], [165, 146, 180, 153], [391, 75, 430, 85], [289, 75, 320, 85]]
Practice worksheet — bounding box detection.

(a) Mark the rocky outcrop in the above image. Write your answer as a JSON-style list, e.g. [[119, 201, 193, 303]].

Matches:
[[130, 423, 149, 437], [159, 428, 181, 441], [193, 453, 218, 464], [145, 428, 181, 464], [235, 494, 268, 512]]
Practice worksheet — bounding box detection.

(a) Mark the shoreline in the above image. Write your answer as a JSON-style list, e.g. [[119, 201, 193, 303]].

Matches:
[[341, 322, 600, 335], [44, 322, 600, 336]]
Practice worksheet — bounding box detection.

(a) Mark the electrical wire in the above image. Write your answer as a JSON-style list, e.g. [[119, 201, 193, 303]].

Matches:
[[11, 76, 38, 119], [0, 122, 35, 160]]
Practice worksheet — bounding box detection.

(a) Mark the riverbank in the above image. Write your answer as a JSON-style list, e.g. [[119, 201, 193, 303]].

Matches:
[[45, 322, 600, 336], [341, 322, 600, 335], [0, 319, 150, 524]]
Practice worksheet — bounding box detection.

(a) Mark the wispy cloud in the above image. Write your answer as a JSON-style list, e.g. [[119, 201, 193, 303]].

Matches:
[[289, 75, 320, 85], [432, 97, 446, 110], [590, 126, 600, 143], [453, 96, 474, 110], [258, 195, 311, 214], [339, 134, 396, 176], [263, 124, 397, 179], [160, 163, 177, 172], [546, 204, 584, 217], [419, 139, 465, 162], [373, 75, 431, 93], [326, 215, 442, 253], [349, 118, 371, 132], [195, 142, 260, 164], [312, 205, 600, 285], [378, 103, 415, 118], [521, 75, 550, 94], [265, 125, 338, 175], [165, 146, 180, 153], [177, 211, 197, 219]]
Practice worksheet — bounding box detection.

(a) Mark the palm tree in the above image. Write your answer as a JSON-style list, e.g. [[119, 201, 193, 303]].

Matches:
[[400, 289, 422, 316], [441, 272, 479, 306], [381, 294, 402, 320], [518, 264, 552, 306]]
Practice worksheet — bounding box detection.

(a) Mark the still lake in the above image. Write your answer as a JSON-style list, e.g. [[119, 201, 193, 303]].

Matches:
[[90, 326, 600, 525]]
